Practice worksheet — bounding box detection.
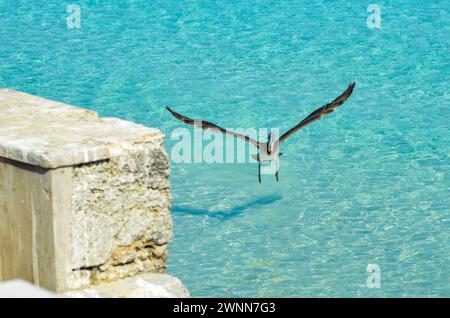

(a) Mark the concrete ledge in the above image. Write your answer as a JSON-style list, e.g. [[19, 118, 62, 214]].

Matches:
[[63, 273, 189, 298], [0, 89, 162, 168], [0, 280, 58, 298], [0, 89, 185, 296]]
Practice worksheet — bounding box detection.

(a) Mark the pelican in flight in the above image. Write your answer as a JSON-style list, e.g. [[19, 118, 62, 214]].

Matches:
[[167, 82, 355, 183]]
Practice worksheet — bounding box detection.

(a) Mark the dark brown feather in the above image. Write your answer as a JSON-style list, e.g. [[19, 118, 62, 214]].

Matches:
[[166, 107, 260, 147], [278, 82, 356, 143]]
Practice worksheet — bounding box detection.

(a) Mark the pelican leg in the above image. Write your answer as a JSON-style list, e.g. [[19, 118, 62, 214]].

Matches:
[[275, 157, 279, 182], [258, 162, 261, 183]]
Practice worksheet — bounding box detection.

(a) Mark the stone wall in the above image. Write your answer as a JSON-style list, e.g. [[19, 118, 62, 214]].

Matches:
[[68, 144, 172, 288], [0, 89, 188, 297]]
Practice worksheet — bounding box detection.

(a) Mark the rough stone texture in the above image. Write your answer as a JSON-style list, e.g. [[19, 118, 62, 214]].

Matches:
[[0, 89, 184, 296], [67, 143, 172, 288], [63, 273, 189, 298]]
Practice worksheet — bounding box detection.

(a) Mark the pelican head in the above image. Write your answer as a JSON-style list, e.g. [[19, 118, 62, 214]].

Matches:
[[267, 132, 275, 154]]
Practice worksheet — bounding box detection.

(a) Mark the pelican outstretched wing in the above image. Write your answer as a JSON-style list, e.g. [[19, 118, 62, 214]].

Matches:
[[166, 107, 260, 148], [278, 82, 356, 143]]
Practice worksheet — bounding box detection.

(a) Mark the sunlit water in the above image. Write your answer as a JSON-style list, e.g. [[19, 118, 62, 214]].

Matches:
[[0, 1, 448, 297]]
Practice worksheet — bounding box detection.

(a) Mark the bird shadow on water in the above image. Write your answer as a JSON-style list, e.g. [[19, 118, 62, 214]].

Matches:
[[172, 195, 282, 220]]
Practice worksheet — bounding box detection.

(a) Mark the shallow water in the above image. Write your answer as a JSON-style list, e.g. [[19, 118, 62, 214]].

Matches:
[[0, 1, 448, 297]]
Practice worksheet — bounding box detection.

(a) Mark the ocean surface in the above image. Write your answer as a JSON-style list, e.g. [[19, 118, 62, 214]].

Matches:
[[0, 1, 448, 297]]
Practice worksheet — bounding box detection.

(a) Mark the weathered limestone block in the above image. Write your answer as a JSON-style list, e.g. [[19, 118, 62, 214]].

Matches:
[[63, 273, 190, 298], [0, 89, 183, 295], [67, 145, 172, 288]]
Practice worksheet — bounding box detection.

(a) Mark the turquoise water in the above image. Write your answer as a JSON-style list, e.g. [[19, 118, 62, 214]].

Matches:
[[0, 1, 449, 297]]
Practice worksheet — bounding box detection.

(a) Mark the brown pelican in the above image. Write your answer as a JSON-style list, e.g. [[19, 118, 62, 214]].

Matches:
[[167, 82, 355, 183]]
